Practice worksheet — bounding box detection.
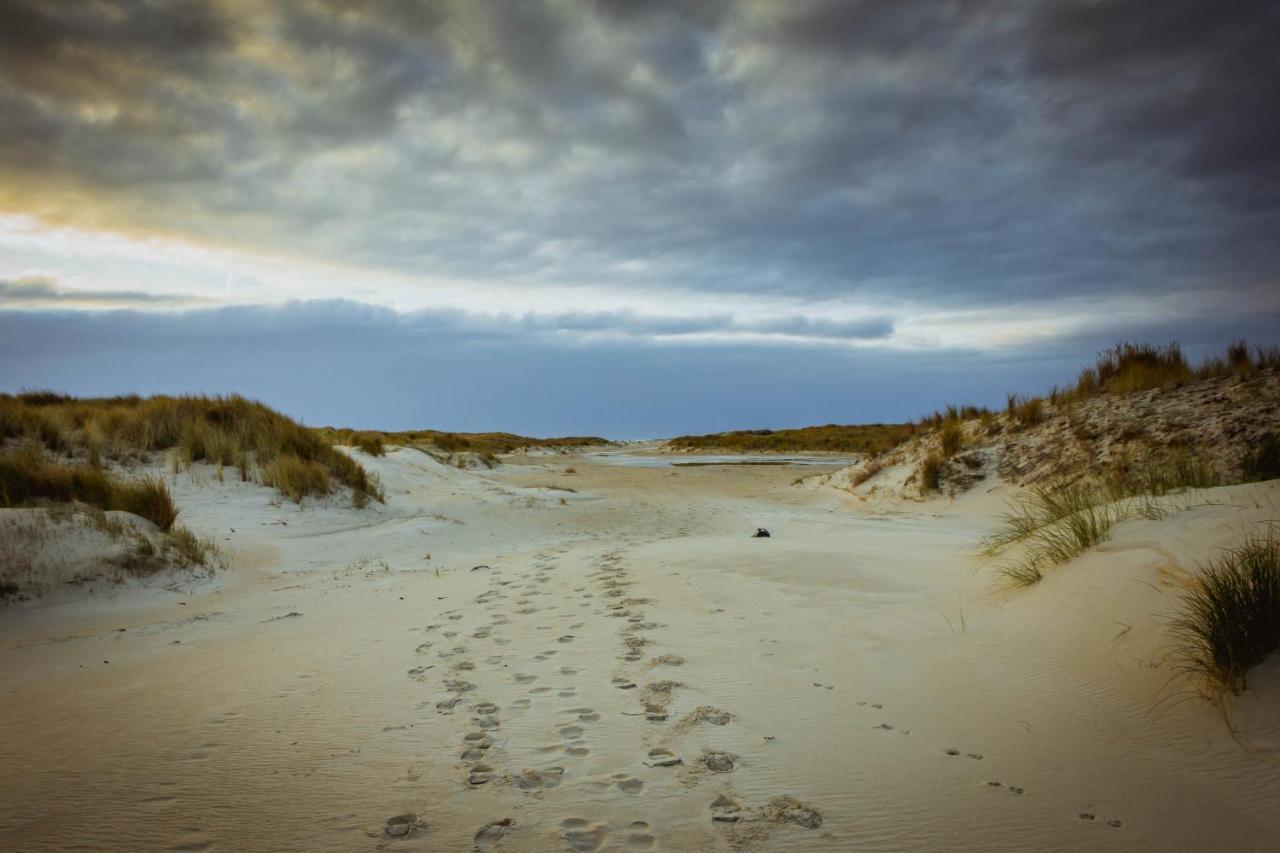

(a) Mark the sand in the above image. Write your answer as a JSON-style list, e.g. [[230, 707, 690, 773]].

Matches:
[[2, 444, 1280, 851]]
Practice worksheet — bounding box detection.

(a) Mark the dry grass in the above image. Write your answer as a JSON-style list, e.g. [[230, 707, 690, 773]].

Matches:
[[0, 392, 383, 506], [0, 443, 179, 530], [316, 426, 607, 455], [849, 458, 883, 488], [354, 432, 385, 456], [939, 419, 965, 456], [1006, 395, 1044, 429], [668, 423, 911, 454], [1172, 530, 1280, 700], [918, 451, 944, 496], [263, 454, 331, 503]]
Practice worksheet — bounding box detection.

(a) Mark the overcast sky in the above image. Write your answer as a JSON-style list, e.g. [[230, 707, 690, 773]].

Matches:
[[1, 1, 1277, 437]]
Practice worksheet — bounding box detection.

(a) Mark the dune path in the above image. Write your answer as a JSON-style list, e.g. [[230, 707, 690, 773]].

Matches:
[[3, 446, 1280, 851]]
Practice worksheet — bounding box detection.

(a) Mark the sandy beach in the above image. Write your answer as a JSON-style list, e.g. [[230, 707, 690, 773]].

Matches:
[[3, 443, 1279, 852]]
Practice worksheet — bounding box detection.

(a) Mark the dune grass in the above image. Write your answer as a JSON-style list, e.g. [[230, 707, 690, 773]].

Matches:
[[983, 452, 1218, 586], [316, 426, 607, 455], [1242, 433, 1280, 483], [1172, 531, 1280, 699], [668, 423, 911, 454], [0, 443, 179, 530], [0, 392, 383, 505], [917, 451, 945, 496], [1005, 394, 1044, 429], [354, 432, 385, 456], [263, 454, 331, 503]]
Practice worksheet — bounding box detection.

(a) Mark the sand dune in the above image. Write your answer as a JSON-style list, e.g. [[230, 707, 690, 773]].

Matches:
[[2, 446, 1279, 851]]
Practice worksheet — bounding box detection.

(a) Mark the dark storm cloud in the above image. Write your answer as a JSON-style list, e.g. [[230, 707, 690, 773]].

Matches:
[[1027, 0, 1280, 204], [0, 0, 1275, 312]]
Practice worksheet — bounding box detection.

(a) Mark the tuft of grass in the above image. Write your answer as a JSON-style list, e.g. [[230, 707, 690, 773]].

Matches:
[[982, 475, 1201, 586], [112, 475, 180, 532], [1107, 448, 1219, 499], [939, 419, 964, 457], [263, 454, 330, 503], [0, 444, 179, 530], [354, 432, 385, 456], [918, 451, 944, 495], [1242, 433, 1280, 483], [1172, 531, 1280, 699], [1005, 394, 1044, 429], [163, 525, 224, 570], [1082, 341, 1192, 396]]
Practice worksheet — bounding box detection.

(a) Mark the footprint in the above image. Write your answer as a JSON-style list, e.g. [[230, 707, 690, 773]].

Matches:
[[644, 748, 681, 768], [474, 818, 513, 851], [702, 751, 735, 772], [944, 748, 983, 760], [559, 725, 585, 739], [616, 777, 644, 795], [444, 679, 477, 693], [1106, 819, 1123, 828], [468, 764, 496, 786], [560, 818, 607, 851], [625, 821, 656, 850], [384, 813, 421, 838], [512, 766, 565, 791]]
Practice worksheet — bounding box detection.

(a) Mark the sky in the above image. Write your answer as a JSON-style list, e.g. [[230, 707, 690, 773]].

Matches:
[[1, 0, 1277, 438]]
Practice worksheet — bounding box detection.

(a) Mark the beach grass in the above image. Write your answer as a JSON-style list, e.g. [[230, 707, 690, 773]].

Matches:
[[1172, 531, 1280, 699]]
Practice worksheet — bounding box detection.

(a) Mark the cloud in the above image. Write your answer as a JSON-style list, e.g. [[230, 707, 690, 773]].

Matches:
[[0, 275, 202, 307], [0, 0, 1274, 320]]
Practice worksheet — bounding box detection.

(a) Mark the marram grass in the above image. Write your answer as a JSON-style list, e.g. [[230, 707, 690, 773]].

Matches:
[[1172, 531, 1280, 700]]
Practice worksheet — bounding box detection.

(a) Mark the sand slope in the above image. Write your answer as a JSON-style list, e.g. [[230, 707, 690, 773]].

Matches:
[[1, 449, 1279, 851]]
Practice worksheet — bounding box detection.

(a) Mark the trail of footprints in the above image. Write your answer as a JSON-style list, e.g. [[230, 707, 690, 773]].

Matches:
[[386, 543, 1122, 846]]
